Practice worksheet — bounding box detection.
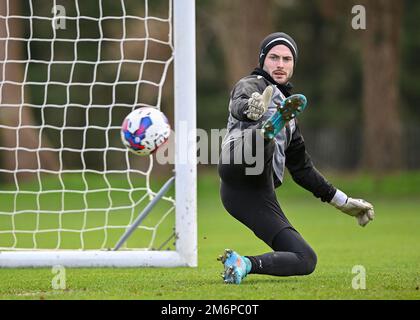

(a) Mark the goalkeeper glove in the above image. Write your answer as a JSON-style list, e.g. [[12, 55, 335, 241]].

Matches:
[[330, 189, 375, 227], [244, 86, 273, 121]]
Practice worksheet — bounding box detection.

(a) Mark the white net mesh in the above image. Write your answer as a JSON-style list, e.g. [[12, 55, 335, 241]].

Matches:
[[0, 0, 176, 251]]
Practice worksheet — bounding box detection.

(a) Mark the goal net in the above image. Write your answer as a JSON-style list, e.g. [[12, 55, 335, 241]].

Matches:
[[0, 0, 196, 267]]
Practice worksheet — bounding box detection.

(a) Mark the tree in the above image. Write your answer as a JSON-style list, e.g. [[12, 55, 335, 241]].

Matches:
[[209, 0, 274, 87], [360, 0, 404, 172], [0, 0, 58, 182]]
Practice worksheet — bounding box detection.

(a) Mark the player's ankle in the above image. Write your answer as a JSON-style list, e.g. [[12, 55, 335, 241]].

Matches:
[[243, 256, 252, 274]]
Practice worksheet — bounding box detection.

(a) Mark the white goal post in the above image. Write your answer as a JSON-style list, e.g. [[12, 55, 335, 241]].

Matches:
[[0, 0, 197, 267]]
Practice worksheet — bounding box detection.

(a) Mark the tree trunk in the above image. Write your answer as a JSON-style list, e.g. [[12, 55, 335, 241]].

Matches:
[[0, 0, 59, 182], [210, 0, 274, 87], [360, 0, 403, 172]]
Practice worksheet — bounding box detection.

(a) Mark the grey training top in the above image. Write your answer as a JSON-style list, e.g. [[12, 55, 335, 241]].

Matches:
[[221, 73, 337, 202], [222, 74, 296, 183]]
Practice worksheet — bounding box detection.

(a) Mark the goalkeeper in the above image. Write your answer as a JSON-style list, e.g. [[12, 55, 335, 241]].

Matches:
[[217, 32, 375, 284]]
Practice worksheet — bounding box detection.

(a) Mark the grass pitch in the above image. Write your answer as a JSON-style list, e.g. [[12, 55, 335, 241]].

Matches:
[[0, 169, 419, 300]]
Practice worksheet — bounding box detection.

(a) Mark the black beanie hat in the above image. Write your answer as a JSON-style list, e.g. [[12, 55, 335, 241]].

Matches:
[[258, 32, 298, 68]]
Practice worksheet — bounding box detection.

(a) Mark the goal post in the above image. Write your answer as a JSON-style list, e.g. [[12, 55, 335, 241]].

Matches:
[[173, 0, 197, 269], [0, 0, 197, 268]]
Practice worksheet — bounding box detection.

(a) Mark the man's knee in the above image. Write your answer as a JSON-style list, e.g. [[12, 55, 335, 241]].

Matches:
[[296, 247, 317, 275], [303, 249, 317, 275]]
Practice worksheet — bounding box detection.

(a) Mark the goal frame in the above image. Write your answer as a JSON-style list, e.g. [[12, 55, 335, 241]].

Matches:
[[0, 0, 197, 268]]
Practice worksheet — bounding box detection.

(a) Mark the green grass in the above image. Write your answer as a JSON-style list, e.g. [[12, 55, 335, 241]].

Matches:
[[0, 169, 420, 299]]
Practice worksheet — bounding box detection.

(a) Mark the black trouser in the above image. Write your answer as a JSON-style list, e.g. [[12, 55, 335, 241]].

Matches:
[[218, 128, 317, 276]]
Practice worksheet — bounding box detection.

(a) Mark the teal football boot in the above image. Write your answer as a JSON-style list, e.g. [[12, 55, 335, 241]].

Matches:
[[217, 249, 252, 285], [262, 94, 307, 140]]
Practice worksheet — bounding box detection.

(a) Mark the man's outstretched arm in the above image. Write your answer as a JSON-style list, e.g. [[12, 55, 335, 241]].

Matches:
[[285, 125, 375, 227]]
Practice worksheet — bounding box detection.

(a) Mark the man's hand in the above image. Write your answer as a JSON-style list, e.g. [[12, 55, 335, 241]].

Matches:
[[330, 190, 375, 227], [335, 198, 375, 227], [244, 86, 273, 121]]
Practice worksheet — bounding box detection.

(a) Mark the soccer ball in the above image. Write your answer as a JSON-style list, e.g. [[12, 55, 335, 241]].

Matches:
[[121, 107, 171, 156]]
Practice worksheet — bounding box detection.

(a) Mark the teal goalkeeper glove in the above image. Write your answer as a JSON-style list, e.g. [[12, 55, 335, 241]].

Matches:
[[330, 190, 375, 227]]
